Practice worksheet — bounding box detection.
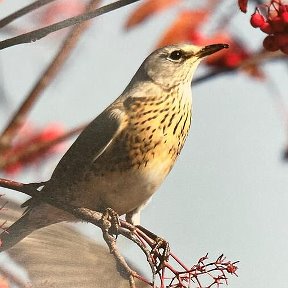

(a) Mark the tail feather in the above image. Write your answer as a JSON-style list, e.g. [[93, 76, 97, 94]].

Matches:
[[0, 203, 73, 252], [1, 213, 40, 251]]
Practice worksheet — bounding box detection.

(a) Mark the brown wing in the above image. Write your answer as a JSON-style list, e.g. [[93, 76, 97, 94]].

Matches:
[[48, 106, 127, 186], [22, 106, 127, 208]]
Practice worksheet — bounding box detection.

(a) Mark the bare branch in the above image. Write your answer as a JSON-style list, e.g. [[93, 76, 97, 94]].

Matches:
[[0, 0, 100, 152], [0, 0, 140, 51], [0, 123, 86, 170], [0, 177, 144, 286], [101, 217, 137, 287], [0, 0, 57, 29], [193, 49, 284, 85], [0, 178, 238, 287]]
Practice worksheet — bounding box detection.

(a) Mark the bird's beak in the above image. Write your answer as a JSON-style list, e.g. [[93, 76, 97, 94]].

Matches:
[[195, 43, 229, 58]]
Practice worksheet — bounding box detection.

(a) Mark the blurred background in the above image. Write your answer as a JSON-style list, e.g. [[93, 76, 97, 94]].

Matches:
[[0, 0, 288, 287]]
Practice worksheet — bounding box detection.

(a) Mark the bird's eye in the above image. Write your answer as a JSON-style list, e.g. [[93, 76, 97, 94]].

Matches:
[[168, 50, 184, 61]]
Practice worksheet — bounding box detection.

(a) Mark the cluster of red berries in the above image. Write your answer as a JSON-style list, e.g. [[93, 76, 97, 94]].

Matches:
[[250, 0, 288, 54]]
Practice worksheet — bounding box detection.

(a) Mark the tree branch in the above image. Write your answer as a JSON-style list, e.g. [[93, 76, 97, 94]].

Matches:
[[0, 177, 238, 287], [0, 0, 57, 29], [0, 123, 86, 170], [0, 0, 100, 152], [0, 177, 151, 286], [0, 0, 140, 51], [193, 49, 285, 85]]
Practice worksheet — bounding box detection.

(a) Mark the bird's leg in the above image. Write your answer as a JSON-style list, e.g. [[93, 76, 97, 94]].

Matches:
[[136, 225, 170, 272], [101, 207, 120, 238]]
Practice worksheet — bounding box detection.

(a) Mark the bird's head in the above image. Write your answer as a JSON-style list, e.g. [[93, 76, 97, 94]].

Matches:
[[141, 43, 229, 90]]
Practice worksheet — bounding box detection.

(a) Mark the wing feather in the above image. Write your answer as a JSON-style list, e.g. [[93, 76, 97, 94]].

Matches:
[[49, 106, 127, 185]]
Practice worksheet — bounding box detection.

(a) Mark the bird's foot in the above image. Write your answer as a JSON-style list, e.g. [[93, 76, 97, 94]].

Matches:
[[101, 208, 120, 238], [136, 225, 170, 272], [152, 236, 170, 273]]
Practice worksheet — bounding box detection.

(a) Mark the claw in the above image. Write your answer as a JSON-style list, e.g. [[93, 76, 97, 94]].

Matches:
[[152, 237, 170, 273], [101, 207, 120, 238], [136, 225, 170, 273]]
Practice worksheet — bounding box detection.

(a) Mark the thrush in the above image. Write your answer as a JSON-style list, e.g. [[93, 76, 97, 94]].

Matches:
[[0, 43, 228, 251]]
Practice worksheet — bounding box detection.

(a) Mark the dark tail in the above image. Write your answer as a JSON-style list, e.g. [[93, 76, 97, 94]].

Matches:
[[1, 212, 41, 251], [0, 203, 71, 252]]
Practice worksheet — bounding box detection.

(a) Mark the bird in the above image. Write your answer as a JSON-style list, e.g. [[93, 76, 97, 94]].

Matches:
[[0, 43, 228, 251]]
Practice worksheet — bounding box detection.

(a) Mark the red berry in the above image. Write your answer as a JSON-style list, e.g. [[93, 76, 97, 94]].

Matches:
[[226, 263, 238, 274], [280, 45, 288, 54], [275, 33, 288, 47], [224, 52, 243, 68], [250, 12, 265, 28], [263, 35, 279, 51], [281, 12, 288, 24], [279, 4, 288, 15], [271, 16, 285, 32], [260, 22, 273, 34]]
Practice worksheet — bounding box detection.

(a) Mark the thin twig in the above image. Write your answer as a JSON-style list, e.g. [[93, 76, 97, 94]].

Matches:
[[101, 221, 137, 288], [193, 68, 232, 85], [0, 177, 238, 287], [0, 0, 140, 51], [0, 123, 86, 169], [0, 0, 57, 29], [0, 177, 153, 284], [0, 178, 152, 254], [0, 0, 100, 152], [193, 49, 285, 85]]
